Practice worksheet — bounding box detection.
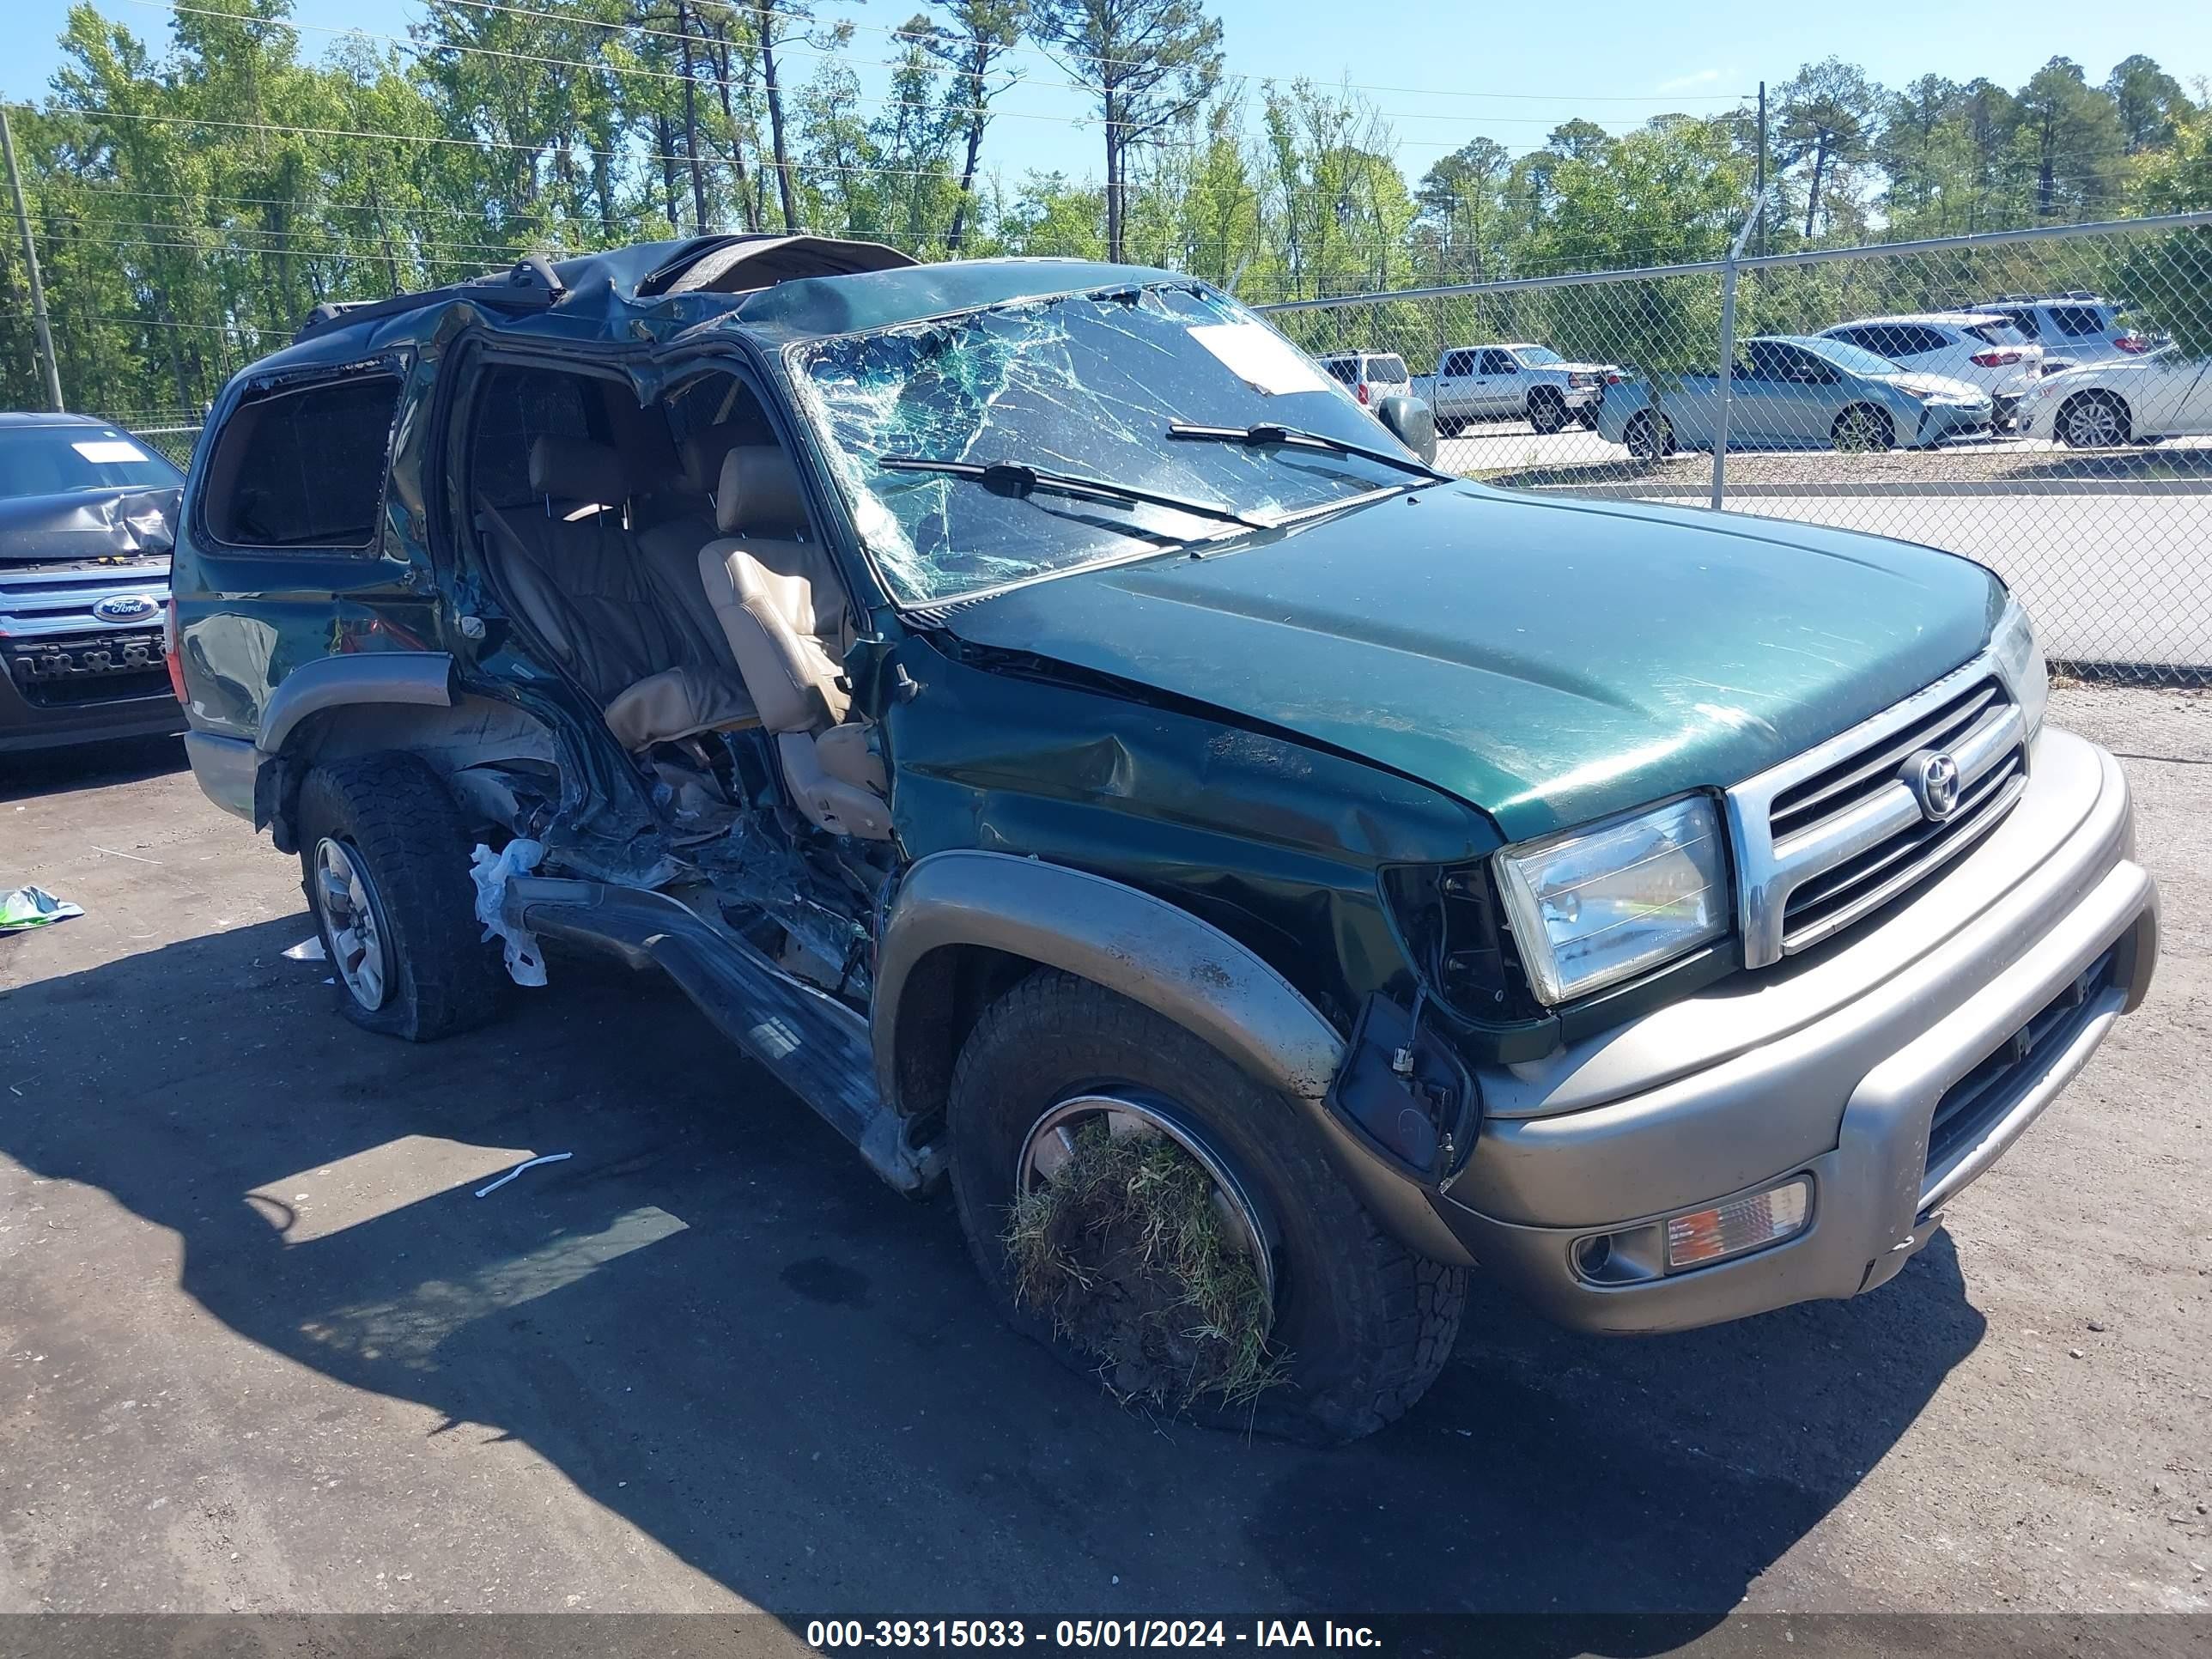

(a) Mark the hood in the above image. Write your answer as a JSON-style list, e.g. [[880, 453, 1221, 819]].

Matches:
[[0, 485, 180, 563], [930, 484, 2005, 842]]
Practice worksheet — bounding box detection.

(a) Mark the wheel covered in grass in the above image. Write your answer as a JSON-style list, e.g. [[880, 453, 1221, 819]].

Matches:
[[947, 971, 1466, 1444]]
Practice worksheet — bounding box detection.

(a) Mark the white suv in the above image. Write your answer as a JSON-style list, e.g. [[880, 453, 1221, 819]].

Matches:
[[1316, 350, 1412, 414], [1818, 313, 2042, 428], [1969, 295, 2154, 370]]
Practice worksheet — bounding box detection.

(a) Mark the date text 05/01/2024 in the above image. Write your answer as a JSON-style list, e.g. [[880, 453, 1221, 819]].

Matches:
[[805, 1620, 1383, 1650]]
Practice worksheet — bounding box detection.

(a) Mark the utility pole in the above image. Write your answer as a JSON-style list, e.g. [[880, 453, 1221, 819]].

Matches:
[[1754, 82, 1767, 261], [1, 104, 63, 412]]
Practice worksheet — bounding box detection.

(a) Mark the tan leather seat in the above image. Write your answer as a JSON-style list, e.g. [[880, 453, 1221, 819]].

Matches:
[[484, 435, 755, 752], [698, 447, 891, 839]]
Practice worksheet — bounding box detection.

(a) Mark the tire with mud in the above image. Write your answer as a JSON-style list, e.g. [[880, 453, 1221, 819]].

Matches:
[[946, 970, 1467, 1444], [296, 751, 502, 1042]]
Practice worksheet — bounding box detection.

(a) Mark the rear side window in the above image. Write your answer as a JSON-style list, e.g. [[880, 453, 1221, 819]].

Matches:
[[2002, 308, 2042, 340], [1442, 350, 1476, 377], [204, 374, 402, 550], [2050, 306, 2106, 338]]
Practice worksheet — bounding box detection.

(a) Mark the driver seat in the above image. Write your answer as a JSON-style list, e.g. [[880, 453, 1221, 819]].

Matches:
[[698, 447, 892, 841]]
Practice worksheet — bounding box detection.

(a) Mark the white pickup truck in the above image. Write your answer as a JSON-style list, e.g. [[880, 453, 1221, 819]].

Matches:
[[1422, 343, 1619, 435]]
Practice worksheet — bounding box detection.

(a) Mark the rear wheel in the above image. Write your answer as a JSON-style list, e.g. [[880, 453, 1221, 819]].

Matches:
[[2057, 389, 2130, 448], [1832, 404, 1894, 453], [1623, 410, 1674, 462], [296, 752, 501, 1042], [1528, 389, 1569, 434], [946, 971, 1465, 1444]]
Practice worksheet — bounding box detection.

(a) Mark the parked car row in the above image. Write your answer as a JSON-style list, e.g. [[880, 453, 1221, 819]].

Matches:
[[1336, 293, 2174, 455]]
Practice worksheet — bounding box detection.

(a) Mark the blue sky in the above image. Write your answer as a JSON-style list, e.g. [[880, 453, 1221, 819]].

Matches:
[[8, 0, 2209, 190]]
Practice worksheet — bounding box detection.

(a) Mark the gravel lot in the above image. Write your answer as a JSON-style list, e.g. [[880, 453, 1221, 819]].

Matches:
[[1, 688, 2207, 1637]]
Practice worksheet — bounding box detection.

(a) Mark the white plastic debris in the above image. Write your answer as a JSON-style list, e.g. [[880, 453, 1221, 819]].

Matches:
[[475, 1152, 573, 1198], [283, 935, 327, 962], [0, 886, 82, 933], [469, 838, 547, 987]]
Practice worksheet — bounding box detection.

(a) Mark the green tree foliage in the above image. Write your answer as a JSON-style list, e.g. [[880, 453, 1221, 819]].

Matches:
[[1, 1, 2205, 417], [1020, 0, 1221, 263]]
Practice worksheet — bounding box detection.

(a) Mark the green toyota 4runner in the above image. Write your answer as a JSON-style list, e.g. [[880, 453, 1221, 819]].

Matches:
[[168, 235, 2160, 1443]]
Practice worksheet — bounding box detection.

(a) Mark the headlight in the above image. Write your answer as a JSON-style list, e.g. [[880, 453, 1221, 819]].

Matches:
[[1494, 795, 1730, 1006], [1991, 599, 2048, 741]]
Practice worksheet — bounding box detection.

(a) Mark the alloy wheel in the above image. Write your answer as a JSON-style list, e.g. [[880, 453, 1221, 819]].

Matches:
[[2062, 394, 2125, 448], [313, 836, 392, 1012]]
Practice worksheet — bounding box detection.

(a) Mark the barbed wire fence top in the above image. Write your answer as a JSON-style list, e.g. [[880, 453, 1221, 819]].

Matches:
[[1258, 212, 2212, 686]]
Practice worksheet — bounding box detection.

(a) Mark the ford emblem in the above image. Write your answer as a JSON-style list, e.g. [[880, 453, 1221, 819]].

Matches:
[[92, 594, 158, 623]]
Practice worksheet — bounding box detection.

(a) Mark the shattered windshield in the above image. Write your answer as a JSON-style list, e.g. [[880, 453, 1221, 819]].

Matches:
[[788, 283, 1415, 603]]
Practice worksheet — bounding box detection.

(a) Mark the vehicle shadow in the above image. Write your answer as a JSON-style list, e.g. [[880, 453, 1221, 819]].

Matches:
[[0, 912, 1984, 1635], [0, 732, 186, 803]]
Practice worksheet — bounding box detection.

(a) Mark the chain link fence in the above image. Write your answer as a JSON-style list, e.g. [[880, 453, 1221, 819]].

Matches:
[[124, 422, 201, 471], [1257, 212, 2212, 684]]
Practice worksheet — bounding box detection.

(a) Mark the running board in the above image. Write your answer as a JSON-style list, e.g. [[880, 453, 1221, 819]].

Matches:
[[501, 876, 945, 1194]]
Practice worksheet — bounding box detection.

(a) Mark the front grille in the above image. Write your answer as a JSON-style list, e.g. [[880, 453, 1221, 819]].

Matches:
[[1923, 946, 2117, 1199], [1767, 678, 2026, 953], [9, 629, 169, 708]]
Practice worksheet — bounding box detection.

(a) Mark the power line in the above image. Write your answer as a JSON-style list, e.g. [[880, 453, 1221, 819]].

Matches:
[[660, 0, 1749, 104], [62, 182, 666, 227]]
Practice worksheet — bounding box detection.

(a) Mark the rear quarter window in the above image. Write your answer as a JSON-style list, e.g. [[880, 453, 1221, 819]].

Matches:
[[1367, 356, 1409, 384], [202, 372, 403, 551]]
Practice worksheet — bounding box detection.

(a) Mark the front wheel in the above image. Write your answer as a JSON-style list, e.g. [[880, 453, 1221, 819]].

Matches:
[[946, 971, 1465, 1444], [1528, 390, 1569, 434], [1832, 404, 1895, 453], [2057, 390, 2130, 448]]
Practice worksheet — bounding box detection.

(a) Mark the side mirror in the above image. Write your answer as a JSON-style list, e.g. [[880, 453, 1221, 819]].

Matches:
[[1376, 394, 1437, 466]]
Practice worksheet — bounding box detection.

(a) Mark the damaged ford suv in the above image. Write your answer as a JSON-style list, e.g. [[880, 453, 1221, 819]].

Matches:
[[169, 235, 2159, 1443]]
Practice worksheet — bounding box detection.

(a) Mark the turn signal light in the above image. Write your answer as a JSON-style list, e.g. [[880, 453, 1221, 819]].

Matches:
[[1664, 1179, 1811, 1273]]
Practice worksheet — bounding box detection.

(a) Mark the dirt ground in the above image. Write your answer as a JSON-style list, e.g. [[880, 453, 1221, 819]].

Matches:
[[0, 687, 2207, 1638]]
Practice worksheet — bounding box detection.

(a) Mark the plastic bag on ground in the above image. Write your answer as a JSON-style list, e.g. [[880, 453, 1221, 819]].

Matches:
[[468, 839, 547, 987], [0, 886, 83, 934]]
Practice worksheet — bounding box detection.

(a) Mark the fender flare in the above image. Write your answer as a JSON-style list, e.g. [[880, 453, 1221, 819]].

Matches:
[[257, 651, 458, 756], [872, 849, 1343, 1114], [251, 652, 458, 848]]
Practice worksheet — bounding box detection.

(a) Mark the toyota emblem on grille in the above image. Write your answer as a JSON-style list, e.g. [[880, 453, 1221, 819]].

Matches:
[[92, 594, 157, 623], [1907, 750, 1962, 822]]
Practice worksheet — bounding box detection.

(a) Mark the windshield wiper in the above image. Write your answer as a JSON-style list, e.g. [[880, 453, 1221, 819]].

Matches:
[[1165, 421, 1451, 482], [877, 456, 1269, 530]]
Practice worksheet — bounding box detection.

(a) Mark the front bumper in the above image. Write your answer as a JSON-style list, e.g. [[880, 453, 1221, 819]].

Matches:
[[1916, 403, 1994, 444], [1432, 728, 2156, 1334], [0, 643, 183, 754]]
